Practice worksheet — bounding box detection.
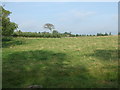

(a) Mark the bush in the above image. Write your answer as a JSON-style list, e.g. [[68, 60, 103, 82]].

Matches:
[[2, 36, 13, 41]]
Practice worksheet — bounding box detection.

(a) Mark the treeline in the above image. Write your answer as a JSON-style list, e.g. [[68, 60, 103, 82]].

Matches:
[[12, 30, 112, 38], [12, 30, 62, 38], [118, 32, 120, 35], [96, 32, 111, 36]]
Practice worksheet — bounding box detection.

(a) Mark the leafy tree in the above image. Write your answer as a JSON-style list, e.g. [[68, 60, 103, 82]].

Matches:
[[119, 32, 120, 35], [53, 30, 59, 34], [76, 34, 79, 37], [64, 32, 71, 37], [43, 23, 55, 33], [109, 32, 112, 35], [105, 32, 108, 36], [1, 6, 18, 36]]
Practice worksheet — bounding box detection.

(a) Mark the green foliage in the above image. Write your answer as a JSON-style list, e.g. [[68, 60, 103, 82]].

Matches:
[[1, 6, 11, 18], [109, 32, 112, 35], [12, 31, 112, 38], [76, 34, 79, 37], [2, 36, 13, 41], [97, 32, 110, 36], [2, 6, 18, 36], [118, 32, 120, 35], [2, 38, 23, 48], [12, 31, 62, 38], [52, 30, 59, 34], [63, 32, 71, 36]]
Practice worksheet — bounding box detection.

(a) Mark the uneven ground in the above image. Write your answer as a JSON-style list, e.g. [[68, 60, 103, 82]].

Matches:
[[2, 36, 118, 88]]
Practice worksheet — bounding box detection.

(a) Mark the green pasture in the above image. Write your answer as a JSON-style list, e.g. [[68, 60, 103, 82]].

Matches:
[[2, 36, 118, 88]]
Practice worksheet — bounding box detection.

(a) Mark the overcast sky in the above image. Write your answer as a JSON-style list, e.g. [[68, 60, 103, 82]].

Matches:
[[4, 2, 118, 35]]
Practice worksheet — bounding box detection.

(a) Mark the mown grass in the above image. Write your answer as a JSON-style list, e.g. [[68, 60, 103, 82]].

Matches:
[[2, 36, 118, 88]]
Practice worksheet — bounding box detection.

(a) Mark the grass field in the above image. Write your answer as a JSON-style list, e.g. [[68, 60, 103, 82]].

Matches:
[[2, 36, 118, 88]]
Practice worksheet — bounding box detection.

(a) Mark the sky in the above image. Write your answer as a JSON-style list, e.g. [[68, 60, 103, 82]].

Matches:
[[4, 2, 118, 35], [2, 0, 119, 2]]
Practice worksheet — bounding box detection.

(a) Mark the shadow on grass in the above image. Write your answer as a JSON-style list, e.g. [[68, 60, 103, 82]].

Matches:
[[88, 49, 118, 61], [2, 39, 24, 48], [3, 50, 66, 88], [3, 49, 118, 88], [3, 50, 97, 88]]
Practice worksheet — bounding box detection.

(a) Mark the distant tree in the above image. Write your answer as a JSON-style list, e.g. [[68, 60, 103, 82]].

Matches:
[[64, 32, 71, 35], [109, 32, 112, 35], [2, 6, 18, 36], [53, 30, 59, 34], [42, 31, 50, 34], [64, 32, 68, 34], [105, 32, 108, 36], [97, 33, 101, 36], [119, 32, 120, 35], [82, 34, 86, 36], [76, 34, 79, 37], [16, 30, 22, 35], [43, 23, 55, 33]]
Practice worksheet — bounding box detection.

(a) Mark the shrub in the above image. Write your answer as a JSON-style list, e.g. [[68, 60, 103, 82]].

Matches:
[[2, 36, 13, 41]]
